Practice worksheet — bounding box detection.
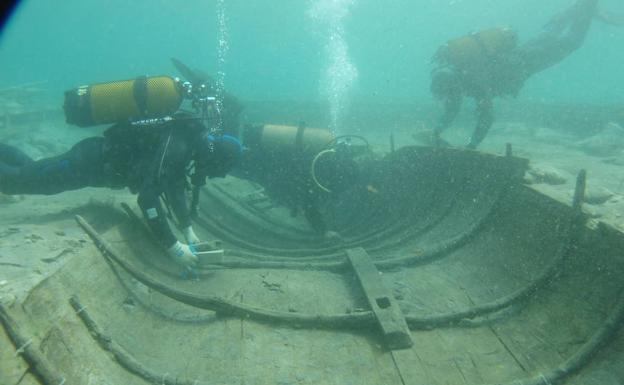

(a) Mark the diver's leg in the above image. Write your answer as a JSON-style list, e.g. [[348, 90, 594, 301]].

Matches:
[[596, 9, 624, 27], [0, 143, 34, 166], [519, 0, 598, 75], [0, 137, 108, 195], [0, 162, 18, 183], [561, 0, 599, 50], [0, 144, 32, 192], [542, 0, 595, 32], [0, 144, 35, 188]]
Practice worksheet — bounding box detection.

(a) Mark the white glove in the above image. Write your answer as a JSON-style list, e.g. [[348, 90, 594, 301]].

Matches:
[[167, 241, 198, 270], [182, 226, 201, 245]]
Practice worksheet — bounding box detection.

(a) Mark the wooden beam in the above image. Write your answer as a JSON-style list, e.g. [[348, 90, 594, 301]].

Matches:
[[347, 247, 413, 350]]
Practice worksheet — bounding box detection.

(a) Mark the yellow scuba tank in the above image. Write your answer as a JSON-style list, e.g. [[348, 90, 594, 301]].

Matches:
[[243, 124, 334, 155], [435, 27, 518, 70], [63, 75, 183, 127]]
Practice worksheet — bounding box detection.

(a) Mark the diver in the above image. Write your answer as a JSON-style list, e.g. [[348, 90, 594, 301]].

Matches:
[[0, 115, 243, 271], [235, 124, 363, 242], [430, 0, 616, 149]]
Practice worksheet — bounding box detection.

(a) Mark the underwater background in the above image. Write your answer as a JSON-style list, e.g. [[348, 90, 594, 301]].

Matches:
[[2, 2, 624, 385], [0, 0, 622, 127]]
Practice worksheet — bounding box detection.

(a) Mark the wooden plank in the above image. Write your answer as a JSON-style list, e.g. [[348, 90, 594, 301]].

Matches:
[[0, 323, 30, 385], [347, 247, 413, 350], [391, 347, 436, 385], [390, 326, 530, 385], [383, 257, 533, 385]]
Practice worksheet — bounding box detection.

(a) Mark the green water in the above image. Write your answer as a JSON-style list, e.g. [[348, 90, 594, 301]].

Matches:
[[1, 0, 622, 107]]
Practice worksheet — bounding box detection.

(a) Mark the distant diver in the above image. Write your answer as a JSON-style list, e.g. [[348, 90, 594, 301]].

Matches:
[[430, 0, 618, 149], [0, 70, 243, 273]]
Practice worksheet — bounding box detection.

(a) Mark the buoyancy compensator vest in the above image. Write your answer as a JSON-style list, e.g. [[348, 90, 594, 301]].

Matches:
[[433, 27, 518, 70]]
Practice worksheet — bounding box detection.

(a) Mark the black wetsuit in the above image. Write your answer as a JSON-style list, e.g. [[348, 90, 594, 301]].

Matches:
[[234, 145, 328, 235], [434, 0, 598, 148], [0, 116, 207, 247]]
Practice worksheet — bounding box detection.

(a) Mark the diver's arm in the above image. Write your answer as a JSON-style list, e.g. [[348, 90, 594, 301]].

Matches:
[[304, 204, 327, 236], [138, 186, 198, 269], [166, 175, 192, 230], [302, 192, 326, 235], [166, 174, 202, 244], [304, 202, 345, 242], [435, 94, 462, 134], [137, 188, 178, 248], [468, 98, 494, 149], [299, 183, 326, 235]]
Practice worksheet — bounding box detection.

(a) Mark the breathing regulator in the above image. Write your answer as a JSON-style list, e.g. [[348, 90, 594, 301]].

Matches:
[[176, 79, 220, 127], [311, 135, 370, 193]]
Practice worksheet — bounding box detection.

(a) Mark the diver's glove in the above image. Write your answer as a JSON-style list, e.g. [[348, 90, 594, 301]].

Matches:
[[182, 225, 201, 245], [167, 241, 199, 270]]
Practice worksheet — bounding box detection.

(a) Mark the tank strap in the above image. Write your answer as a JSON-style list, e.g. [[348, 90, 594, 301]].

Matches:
[[133, 76, 149, 117], [295, 122, 306, 152]]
